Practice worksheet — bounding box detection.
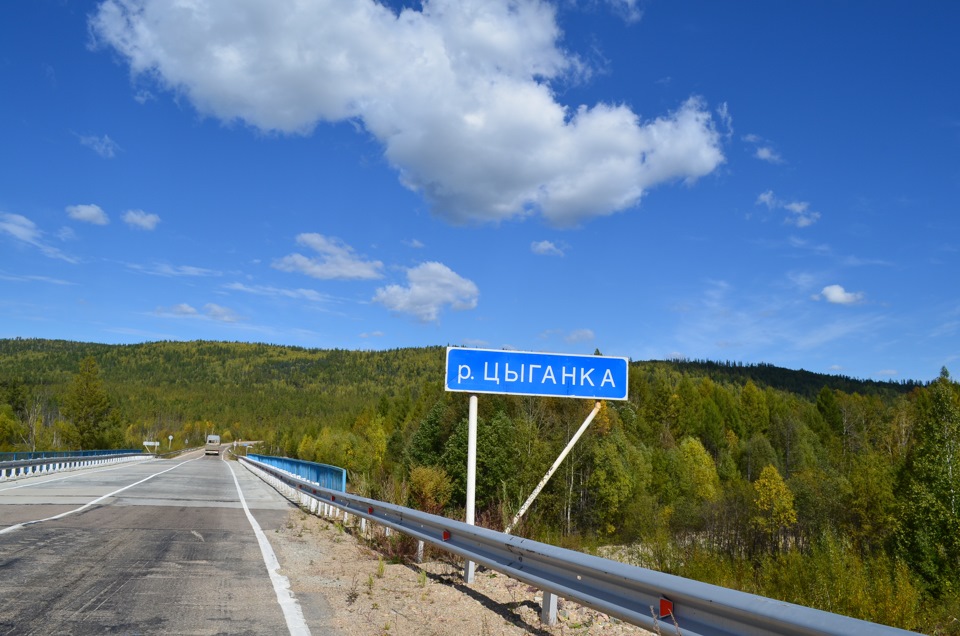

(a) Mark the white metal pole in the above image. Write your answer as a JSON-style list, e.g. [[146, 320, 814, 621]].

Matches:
[[505, 401, 602, 535], [465, 394, 478, 583]]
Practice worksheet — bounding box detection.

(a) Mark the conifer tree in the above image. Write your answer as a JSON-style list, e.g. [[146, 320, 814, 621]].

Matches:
[[61, 357, 112, 449], [896, 368, 960, 596]]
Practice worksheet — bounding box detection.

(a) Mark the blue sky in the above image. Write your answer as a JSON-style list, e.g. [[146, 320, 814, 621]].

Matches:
[[1, 1, 958, 383]]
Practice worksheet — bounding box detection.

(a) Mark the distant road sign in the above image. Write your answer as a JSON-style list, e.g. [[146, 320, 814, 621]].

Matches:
[[445, 348, 629, 400]]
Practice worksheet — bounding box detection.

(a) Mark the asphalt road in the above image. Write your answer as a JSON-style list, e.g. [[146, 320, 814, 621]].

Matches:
[[0, 451, 330, 635]]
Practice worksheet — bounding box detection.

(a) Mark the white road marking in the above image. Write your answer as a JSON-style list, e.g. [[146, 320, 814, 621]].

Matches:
[[225, 458, 311, 636], [0, 458, 199, 535]]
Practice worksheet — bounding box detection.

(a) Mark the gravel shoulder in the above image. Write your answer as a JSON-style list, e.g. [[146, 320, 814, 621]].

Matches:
[[268, 506, 659, 636]]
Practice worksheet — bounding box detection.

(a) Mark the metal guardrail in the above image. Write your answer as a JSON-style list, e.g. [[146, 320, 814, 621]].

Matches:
[[241, 454, 919, 636], [0, 449, 143, 462], [246, 453, 346, 492], [0, 450, 149, 481]]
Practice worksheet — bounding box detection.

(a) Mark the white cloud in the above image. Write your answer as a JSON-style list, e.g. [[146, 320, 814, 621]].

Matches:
[[1, 213, 43, 244], [405, 239, 425, 249], [783, 201, 820, 228], [786, 271, 816, 290], [716, 102, 733, 137], [360, 331, 385, 338], [756, 190, 776, 208], [531, 240, 564, 256], [669, 279, 883, 364], [130, 263, 221, 277], [91, 0, 725, 226], [930, 320, 959, 338], [565, 328, 595, 343], [159, 302, 240, 322], [78, 133, 120, 158], [0, 213, 78, 262], [0, 271, 73, 285], [224, 282, 330, 302], [373, 261, 478, 322], [755, 146, 782, 163], [204, 303, 240, 322], [605, 0, 643, 23], [539, 327, 594, 343], [814, 284, 865, 305], [123, 209, 161, 230], [744, 133, 784, 163], [169, 303, 198, 316], [787, 236, 831, 255], [273, 233, 383, 280], [755, 190, 820, 227], [57, 226, 77, 241], [66, 204, 109, 225]]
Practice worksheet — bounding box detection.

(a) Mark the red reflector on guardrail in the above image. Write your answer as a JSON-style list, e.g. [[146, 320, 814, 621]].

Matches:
[[330, 495, 336, 502], [659, 597, 673, 618], [442, 530, 451, 541], [368, 507, 374, 514]]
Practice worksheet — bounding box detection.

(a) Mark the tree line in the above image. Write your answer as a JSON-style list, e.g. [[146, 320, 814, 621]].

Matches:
[[0, 338, 956, 633]]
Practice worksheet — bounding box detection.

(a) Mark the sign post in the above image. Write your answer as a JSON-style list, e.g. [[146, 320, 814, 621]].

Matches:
[[444, 348, 629, 583], [465, 395, 478, 583]]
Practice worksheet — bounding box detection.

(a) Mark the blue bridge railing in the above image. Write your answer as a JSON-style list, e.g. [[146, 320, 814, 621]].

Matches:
[[247, 454, 346, 492], [0, 449, 143, 462]]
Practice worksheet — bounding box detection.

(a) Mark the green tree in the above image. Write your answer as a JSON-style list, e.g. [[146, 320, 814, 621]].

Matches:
[[896, 369, 960, 596], [61, 357, 113, 449], [586, 428, 646, 535], [816, 386, 843, 437], [740, 381, 769, 437], [441, 411, 518, 510], [0, 404, 25, 451], [407, 401, 449, 467], [845, 451, 897, 553], [677, 436, 721, 504], [752, 464, 797, 552], [297, 434, 315, 461], [409, 465, 453, 514]]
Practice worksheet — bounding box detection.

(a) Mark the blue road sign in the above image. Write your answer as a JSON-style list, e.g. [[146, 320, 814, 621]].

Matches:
[[445, 348, 629, 400]]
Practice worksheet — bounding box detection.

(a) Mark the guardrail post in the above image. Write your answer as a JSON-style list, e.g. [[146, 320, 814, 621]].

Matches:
[[541, 590, 558, 626], [416, 540, 424, 563]]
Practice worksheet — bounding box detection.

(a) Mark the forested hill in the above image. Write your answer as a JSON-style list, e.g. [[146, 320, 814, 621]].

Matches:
[[0, 338, 917, 402], [660, 359, 922, 400], [0, 338, 448, 434]]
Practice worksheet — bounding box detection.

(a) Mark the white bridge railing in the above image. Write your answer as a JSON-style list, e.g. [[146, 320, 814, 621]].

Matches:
[[0, 452, 150, 481], [240, 455, 919, 636]]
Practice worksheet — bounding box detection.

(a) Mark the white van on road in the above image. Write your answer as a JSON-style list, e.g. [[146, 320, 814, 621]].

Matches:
[[205, 435, 221, 456]]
